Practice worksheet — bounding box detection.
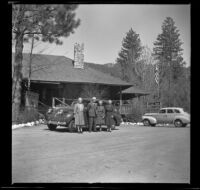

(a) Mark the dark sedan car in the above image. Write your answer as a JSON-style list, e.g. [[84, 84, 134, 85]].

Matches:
[[46, 105, 76, 131]]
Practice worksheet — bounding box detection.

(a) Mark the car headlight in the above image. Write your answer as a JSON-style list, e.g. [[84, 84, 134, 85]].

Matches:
[[56, 110, 63, 115], [66, 114, 72, 117]]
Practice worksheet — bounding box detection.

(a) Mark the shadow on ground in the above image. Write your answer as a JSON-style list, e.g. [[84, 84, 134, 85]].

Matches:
[[43, 127, 119, 133]]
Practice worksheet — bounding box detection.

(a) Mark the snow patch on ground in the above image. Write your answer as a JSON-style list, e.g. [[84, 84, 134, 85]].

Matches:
[[120, 122, 144, 126], [12, 119, 45, 130]]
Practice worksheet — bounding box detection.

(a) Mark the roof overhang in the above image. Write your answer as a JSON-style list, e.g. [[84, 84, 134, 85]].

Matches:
[[31, 80, 61, 84], [29, 80, 132, 88], [121, 86, 150, 95]]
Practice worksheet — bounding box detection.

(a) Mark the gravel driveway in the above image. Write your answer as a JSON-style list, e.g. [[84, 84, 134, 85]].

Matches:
[[12, 124, 190, 183]]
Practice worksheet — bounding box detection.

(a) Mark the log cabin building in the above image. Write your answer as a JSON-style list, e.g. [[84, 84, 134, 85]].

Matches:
[[12, 52, 133, 108], [12, 43, 149, 113]]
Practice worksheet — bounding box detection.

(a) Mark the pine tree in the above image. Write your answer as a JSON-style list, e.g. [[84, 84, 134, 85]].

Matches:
[[153, 17, 184, 106], [116, 28, 142, 83], [12, 4, 80, 122]]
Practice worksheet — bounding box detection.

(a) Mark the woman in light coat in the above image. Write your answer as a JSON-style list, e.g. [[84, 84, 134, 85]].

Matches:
[[74, 97, 85, 133]]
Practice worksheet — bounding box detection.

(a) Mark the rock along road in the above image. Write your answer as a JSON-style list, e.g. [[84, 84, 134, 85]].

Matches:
[[12, 124, 190, 183]]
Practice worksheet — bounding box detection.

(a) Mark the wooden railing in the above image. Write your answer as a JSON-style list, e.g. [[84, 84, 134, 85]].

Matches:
[[119, 102, 161, 115], [119, 104, 134, 115], [145, 101, 161, 113], [52, 97, 70, 108]]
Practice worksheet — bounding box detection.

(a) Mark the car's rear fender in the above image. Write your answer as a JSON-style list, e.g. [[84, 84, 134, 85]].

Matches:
[[173, 115, 190, 124], [142, 116, 157, 124]]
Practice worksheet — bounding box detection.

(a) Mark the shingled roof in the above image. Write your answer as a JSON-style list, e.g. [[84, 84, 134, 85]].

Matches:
[[12, 53, 132, 88]]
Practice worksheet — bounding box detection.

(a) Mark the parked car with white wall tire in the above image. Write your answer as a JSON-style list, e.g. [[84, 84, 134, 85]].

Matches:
[[142, 107, 190, 127]]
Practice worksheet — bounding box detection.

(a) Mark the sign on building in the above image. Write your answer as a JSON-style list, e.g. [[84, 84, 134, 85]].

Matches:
[[25, 91, 39, 109], [74, 43, 84, 69], [146, 101, 161, 113]]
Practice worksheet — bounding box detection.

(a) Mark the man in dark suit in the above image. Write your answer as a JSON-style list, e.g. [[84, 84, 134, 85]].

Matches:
[[87, 97, 97, 132]]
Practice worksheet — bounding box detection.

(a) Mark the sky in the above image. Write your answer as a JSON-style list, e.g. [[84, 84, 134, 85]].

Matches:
[[22, 4, 190, 66]]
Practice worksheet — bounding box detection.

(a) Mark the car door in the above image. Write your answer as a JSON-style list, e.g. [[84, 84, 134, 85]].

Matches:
[[156, 109, 167, 123], [166, 109, 176, 124]]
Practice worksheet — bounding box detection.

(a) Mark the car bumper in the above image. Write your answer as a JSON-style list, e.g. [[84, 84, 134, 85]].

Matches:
[[47, 120, 66, 125]]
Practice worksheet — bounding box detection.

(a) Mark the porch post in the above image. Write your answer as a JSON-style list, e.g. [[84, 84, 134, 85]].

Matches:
[[52, 97, 55, 108], [42, 87, 46, 100]]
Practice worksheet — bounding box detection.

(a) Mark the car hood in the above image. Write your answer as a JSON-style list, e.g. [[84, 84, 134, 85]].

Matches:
[[144, 113, 158, 116]]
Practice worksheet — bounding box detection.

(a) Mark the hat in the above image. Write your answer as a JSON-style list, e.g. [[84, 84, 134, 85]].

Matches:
[[78, 97, 82, 101], [92, 97, 96, 100]]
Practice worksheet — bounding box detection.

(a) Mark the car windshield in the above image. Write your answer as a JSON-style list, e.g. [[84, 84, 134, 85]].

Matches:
[[159, 109, 166, 113]]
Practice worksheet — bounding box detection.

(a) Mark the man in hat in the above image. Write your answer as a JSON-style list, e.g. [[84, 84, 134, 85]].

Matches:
[[87, 97, 97, 132]]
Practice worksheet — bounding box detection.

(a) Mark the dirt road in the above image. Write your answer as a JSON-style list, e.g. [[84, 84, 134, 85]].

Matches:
[[12, 125, 190, 183]]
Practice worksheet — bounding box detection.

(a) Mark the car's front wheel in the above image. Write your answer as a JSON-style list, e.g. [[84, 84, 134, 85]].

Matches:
[[174, 119, 183, 127], [48, 124, 57, 130], [143, 119, 150, 126], [68, 120, 76, 132]]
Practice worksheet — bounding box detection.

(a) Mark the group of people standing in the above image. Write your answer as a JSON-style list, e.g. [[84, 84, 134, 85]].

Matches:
[[74, 97, 115, 133]]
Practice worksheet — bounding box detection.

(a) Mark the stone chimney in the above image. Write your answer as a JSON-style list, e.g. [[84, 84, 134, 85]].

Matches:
[[74, 43, 84, 69]]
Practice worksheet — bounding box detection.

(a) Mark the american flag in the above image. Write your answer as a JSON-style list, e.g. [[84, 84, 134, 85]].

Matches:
[[155, 63, 159, 85]]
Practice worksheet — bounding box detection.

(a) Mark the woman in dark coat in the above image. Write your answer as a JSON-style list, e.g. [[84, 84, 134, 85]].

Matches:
[[96, 100, 105, 131], [105, 100, 115, 132], [83, 102, 89, 130]]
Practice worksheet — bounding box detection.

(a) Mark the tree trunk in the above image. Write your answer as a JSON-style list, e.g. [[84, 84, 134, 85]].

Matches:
[[12, 32, 24, 123]]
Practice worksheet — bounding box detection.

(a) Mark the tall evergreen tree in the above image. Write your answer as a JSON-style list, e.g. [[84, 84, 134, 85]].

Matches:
[[153, 17, 184, 106], [116, 28, 142, 83], [12, 4, 80, 122], [153, 17, 183, 81]]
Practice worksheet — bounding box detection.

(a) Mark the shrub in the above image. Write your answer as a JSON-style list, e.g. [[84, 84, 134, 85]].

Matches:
[[15, 107, 43, 124]]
